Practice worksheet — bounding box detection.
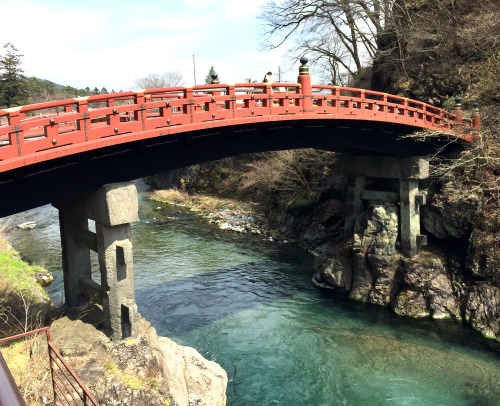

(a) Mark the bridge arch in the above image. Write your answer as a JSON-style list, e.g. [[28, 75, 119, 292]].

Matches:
[[0, 60, 480, 340], [0, 60, 479, 218]]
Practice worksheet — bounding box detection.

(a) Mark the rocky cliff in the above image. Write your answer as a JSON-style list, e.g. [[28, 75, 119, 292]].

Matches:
[[50, 314, 227, 406]]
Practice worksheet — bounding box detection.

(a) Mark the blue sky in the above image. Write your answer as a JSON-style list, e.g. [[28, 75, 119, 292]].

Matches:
[[1, 0, 297, 90]]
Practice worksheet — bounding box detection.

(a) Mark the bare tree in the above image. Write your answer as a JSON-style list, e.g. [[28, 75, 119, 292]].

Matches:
[[259, 0, 394, 84], [133, 71, 185, 89]]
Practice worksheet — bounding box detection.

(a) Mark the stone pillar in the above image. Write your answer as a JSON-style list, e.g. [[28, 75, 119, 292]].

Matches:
[[344, 176, 366, 240], [400, 179, 425, 257], [58, 209, 92, 308], [54, 182, 139, 340], [338, 154, 428, 258]]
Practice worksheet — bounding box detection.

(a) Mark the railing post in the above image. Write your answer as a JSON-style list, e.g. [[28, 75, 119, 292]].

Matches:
[[183, 87, 194, 123], [134, 91, 146, 130], [46, 329, 57, 404], [75, 97, 90, 141], [452, 96, 463, 123], [297, 57, 313, 113], [6, 107, 24, 157], [472, 102, 481, 129]]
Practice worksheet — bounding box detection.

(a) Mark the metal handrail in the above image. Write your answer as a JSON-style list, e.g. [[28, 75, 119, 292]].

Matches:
[[0, 327, 100, 406]]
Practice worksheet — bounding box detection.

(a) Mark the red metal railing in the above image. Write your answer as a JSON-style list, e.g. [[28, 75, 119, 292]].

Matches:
[[0, 327, 100, 406], [0, 79, 480, 173]]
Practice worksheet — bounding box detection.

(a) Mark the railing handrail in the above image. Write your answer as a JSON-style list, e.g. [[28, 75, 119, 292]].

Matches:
[[0, 82, 480, 174], [0, 327, 100, 406]]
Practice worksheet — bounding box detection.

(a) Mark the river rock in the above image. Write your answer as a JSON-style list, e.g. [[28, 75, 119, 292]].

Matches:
[[313, 243, 352, 292], [466, 228, 500, 283], [353, 203, 399, 256], [392, 289, 430, 318], [17, 221, 36, 229], [348, 203, 400, 302], [422, 181, 481, 240], [34, 270, 53, 287], [465, 283, 500, 341], [349, 252, 375, 301], [393, 251, 461, 320], [367, 254, 401, 306], [50, 315, 228, 406]]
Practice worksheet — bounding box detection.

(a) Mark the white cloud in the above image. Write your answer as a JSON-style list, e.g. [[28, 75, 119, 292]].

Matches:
[[1, 0, 294, 91]]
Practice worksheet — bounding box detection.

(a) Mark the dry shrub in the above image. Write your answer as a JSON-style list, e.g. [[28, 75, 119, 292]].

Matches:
[[239, 149, 338, 204], [1, 332, 53, 405]]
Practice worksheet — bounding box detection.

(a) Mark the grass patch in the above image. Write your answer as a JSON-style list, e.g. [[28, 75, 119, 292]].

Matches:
[[0, 237, 52, 337], [103, 361, 162, 391]]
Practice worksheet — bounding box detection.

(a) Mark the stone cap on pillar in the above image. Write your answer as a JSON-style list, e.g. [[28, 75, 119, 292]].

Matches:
[[338, 154, 429, 179], [53, 182, 139, 226]]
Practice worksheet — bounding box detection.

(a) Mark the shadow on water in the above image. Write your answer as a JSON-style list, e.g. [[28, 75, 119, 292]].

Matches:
[[136, 258, 312, 337]]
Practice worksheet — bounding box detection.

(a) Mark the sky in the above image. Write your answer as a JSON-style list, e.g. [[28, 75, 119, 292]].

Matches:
[[0, 0, 298, 91]]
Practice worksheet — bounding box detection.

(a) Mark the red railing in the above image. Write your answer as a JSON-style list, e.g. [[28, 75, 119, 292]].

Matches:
[[0, 327, 100, 406], [0, 80, 480, 173]]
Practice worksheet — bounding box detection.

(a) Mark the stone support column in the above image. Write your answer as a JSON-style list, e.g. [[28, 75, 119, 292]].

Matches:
[[338, 154, 429, 258], [54, 182, 139, 340], [59, 208, 92, 307], [344, 176, 366, 240], [400, 179, 420, 257]]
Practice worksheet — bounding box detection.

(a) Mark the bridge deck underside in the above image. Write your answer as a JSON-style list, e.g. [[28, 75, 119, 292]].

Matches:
[[0, 119, 460, 217]]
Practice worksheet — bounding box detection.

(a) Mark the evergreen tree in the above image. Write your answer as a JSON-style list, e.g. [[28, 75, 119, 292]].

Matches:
[[93, 87, 100, 95], [205, 66, 217, 84], [100, 87, 108, 94], [0, 43, 28, 108]]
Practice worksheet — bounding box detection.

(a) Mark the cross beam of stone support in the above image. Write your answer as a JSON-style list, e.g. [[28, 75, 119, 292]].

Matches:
[[339, 154, 429, 257], [54, 182, 139, 340]]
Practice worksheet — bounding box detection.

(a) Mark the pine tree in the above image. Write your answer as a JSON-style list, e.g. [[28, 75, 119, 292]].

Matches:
[[205, 66, 217, 84], [0, 43, 28, 108]]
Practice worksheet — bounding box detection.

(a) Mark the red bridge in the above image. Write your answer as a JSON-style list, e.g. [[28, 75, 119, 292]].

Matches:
[[0, 60, 479, 218], [0, 61, 483, 345]]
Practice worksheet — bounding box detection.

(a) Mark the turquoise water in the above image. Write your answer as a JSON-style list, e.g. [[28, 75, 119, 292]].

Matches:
[[5, 188, 500, 405]]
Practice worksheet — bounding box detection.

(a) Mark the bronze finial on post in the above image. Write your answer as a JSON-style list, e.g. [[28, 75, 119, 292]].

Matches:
[[211, 73, 220, 85], [299, 56, 309, 76], [453, 96, 463, 123], [473, 102, 481, 129]]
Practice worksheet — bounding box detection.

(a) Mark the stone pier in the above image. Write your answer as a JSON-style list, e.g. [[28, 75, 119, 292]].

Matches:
[[54, 182, 139, 340], [339, 154, 428, 257]]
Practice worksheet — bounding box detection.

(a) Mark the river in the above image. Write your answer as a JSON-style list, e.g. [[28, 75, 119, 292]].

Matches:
[[4, 184, 500, 405]]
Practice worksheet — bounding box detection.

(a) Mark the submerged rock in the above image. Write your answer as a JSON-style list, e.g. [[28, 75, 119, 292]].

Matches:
[[17, 221, 36, 230]]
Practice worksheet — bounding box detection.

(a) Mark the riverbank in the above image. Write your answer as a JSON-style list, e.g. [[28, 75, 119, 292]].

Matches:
[[151, 188, 269, 235], [0, 235, 53, 337]]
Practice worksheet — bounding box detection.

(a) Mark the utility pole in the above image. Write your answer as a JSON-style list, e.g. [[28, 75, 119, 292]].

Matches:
[[193, 54, 197, 86]]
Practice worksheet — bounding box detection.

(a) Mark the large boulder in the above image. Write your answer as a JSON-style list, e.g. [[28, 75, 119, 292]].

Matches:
[[422, 181, 481, 240], [392, 251, 462, 320], [353, 203, 399, 255], [50, 315, 227, 406], [465, 283, 500, 341]]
